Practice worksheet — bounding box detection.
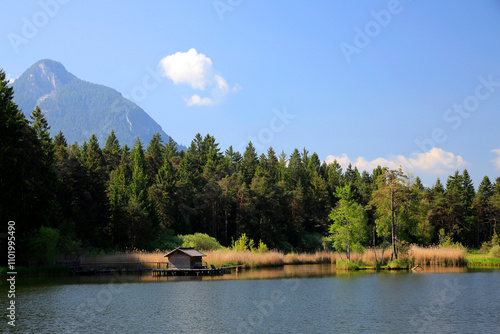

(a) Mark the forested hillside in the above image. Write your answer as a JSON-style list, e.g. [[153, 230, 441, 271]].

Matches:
[[2, 70, 500, 265]]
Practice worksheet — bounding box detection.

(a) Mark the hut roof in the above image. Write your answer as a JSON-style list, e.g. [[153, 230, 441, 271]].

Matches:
[[164, 247, 207, 258]]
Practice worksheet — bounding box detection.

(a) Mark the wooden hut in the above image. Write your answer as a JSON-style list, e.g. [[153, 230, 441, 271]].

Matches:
[[164, 247, 206, 269]]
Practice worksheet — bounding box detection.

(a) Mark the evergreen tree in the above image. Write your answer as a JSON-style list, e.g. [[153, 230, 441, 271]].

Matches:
[[30, 106, 54, 166], [241, 142, 258, 185], [103, 130, 121, 173], [129, 138, 149, 206], [145, 132, 165, 183]]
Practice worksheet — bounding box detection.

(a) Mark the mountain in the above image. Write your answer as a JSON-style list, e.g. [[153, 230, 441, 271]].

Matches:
[[11, 59, 185, 149]]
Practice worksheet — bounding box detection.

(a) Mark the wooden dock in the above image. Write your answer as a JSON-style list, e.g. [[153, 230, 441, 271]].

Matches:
[[65, 261, 246, 277], [152, 267, 223, 277], [70, 262, 169, 276], [152, 265, 246, 277]]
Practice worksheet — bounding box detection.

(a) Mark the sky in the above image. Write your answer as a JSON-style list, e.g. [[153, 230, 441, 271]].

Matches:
[[2, 0, 500, 187]]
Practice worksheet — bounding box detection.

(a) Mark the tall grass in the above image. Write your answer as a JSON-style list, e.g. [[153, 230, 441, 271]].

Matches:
[[80, 249, 337, 268], [205, 250, 336, 268], [78, 245, 468, 269], [466, 252, 500, 266], [410, 245, 466, 266], [336, 245, 466, 267], [80, 249, 166, 265]]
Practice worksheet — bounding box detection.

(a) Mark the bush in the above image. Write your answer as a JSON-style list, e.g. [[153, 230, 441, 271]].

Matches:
[[231, 234, 269, 252], [336, 260, 361, 270], [438, 229, 463, 248], [256, 240, 268, 253], [387, 258, 412, 269], [490, 245, 500, 258], [179, 233, 223, 251], [232, 233, 254, 251], [480, 232, 499, 252]]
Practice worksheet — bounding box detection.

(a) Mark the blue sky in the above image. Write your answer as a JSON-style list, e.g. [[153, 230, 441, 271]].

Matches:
[[2, 0, 500, 187]]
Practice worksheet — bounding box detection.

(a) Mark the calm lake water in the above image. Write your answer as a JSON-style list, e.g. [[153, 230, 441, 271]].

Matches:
[[2, 265, 500, 333]]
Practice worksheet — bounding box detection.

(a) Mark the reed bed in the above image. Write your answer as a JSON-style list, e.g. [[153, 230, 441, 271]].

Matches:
[[205, 250, 336, 268], [80, 249, 166, 265], [284, 251, 336, 265], [205, 249, 285, 268], [78, 245, 468, 269], [80, 249, 337, 268], [335, 245, 466, 267], [409, 245, 466, 266]]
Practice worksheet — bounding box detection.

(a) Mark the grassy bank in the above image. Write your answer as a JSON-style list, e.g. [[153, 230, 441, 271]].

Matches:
[[466, 252, 500, 266]]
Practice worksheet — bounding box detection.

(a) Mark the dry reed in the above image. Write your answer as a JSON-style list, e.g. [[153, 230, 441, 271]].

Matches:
[[335, 245, 466, 267], [79, 244, 467, 268], [409, 245, 466, 266], [80, 249, 166, 264]]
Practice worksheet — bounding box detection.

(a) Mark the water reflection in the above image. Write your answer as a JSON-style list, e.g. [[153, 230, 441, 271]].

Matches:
[[11, 264, 484, 286], [4, 266, 499, 333]]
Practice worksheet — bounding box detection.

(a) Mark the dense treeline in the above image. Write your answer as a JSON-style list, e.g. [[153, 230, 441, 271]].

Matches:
[[1, 70, 500, 264]]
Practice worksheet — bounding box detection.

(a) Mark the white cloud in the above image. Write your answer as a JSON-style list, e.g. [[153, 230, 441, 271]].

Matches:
[[158, 48, 241, 106], [158, 48, 213, 90], [325, 148, 467, 175], [215, 75, 228, 93], [492, 148, 500, 170], [232, 83, 243, 93], [185, 94, 214, 107]]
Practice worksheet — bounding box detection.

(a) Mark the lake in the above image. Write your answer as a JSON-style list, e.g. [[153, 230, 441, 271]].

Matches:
[[2, 265, 499, 333]]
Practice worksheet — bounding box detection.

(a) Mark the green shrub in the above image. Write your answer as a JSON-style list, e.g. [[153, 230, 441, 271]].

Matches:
[[480, 232, 499, 252], [256, 240, 268, 253], [490, 245, 500, 258], [387, 259, 412, 269], [179, 233, 223, 251], [232, 233, 254, 251], [231, 234, 270, 253], [438, 229, 463, 249], [336, 260, 361, 270]]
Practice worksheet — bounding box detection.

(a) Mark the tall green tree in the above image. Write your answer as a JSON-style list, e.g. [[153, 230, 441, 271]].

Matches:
[[328, 184, 368, 261], [370, 168, 408, 259], [241, 142, 258, 185]]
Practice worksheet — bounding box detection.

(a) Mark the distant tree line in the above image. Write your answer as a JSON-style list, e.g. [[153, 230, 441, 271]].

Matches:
[[1, 70, 500, 264]]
